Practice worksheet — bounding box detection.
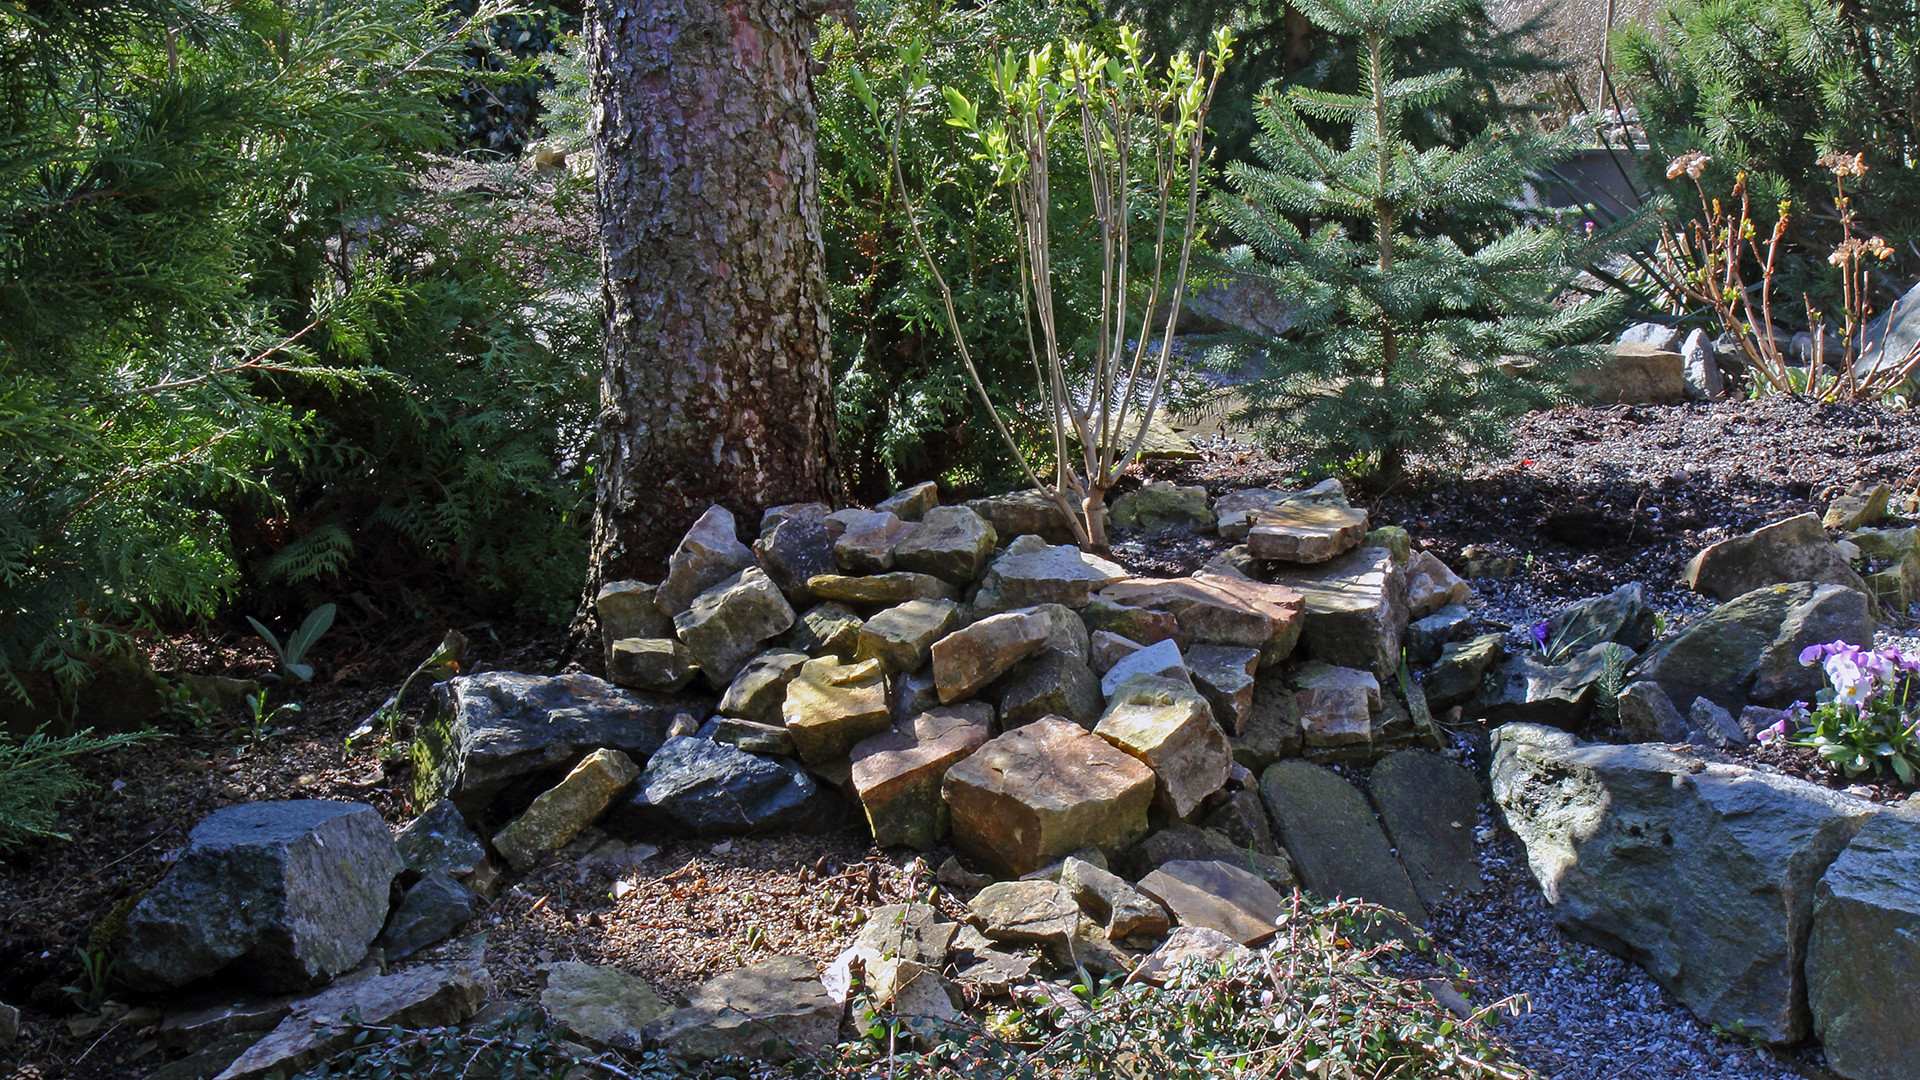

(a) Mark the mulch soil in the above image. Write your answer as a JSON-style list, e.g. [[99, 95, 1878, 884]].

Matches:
[[6, 394, 1915, 1079]]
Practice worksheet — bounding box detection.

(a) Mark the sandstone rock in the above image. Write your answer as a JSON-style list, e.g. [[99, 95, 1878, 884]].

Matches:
[[996, 650, 1102, 729], [851, 704, 993, 849], [1370, 751, 1483, 906], [1617, 680, 1690, 743], [822, 902, 958, 1004], [1634, 581, 1875, 710], [1571, 342, 1687, 404], [876, 481, 941, 521], [658, 505, 756, 616], [1137, 860, 1284, 945], [1261, 760, 1426, 925], [1111, 482, 1213, 530], [718, 649, 810, 723], [1100, 639, 1190, 697], [1426, 634, 1505, 710], [891, 668, 940, 726], [1089, 630, 1144, 675], [413, 672, 687, 815], [1080, 597, 1184, 650], [1102, 575, 1304, 666], [1490, 723, 1877, 1043], [214, 967, 485, 1080], [1234, 669, 1303, 768], [1292, 662, 1379, 749], [1267, 547, 1408, 679], [969, 880, 1080, 946], [1405, 551, 1472, 619], [539, 962, 673, 1053], [965, 489, 1093, 546], [1033, 602, 1092, 662], [1365, 526, 1413, 566], [674, 567, 797, 689], [855, 599, 960, 675], [931, 608, 1052, 702], [752, 504, 838, 603], [1685, 514, 1868, 600], [595, 580, 673, 643], [1216, 480, 1350, 541], [708, 717, 796, 756], [1247, 503, 1368, 563], [1824, 481, 1891, 531], [1134, 926, 1249, 984], [1807, 812, 1920, 1080], [1549, 582, 1657, 653], [647, 956, 839, 1064], [783, 656, 892, 763], [375, 871, 481, 961], [608, 638, 701, 693], [941, 717, 1157, 877], [893, 505, 997, 584], [1059, 856, 1169, 938], [1477, 642, 1635, 730], [493, 748, 641, 872], [1185, 645, 1260, 734], [607, 736, 837, 838], [1845, 525, 1917, 562], [393, 799, 487, 881], [806, 572, 961, 606], [787, 603, 864, 659], [1097, 674, 1233, 817], [120, 801, 401, 992], [1406, 604, 1474, 667], [1125, 823, 1296, 890], [832, 509, 914, 573], [975, 544, 1129, 611]]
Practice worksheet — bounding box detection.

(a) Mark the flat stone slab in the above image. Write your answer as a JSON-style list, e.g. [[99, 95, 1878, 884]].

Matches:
[[1260, 759, 1426, 926], [1134, 926, 1250, 984], [805, 572, 961, 606], [975, 543, 1129, 611], [1137, 859, 1285, 945], [1369, 750, 1483, 907], [1100, 574, 1304, 665], [1266, 546, 1408, 680], [1247, 504, 1368, 564], [539, 962, 673, 1053], [214, 966, 485, 1080], [969, 880, 1080, 946], [646, 956, 839, 1064]]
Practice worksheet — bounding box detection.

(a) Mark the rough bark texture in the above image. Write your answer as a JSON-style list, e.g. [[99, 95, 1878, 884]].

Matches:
[[586, 0, 842, 587]]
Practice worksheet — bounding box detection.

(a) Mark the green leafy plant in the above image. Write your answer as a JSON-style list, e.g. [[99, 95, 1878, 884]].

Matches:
[[62, 945, 116, 1014], [247, 604, 337, 683], [243, 693, 304, 744], [1213, 0, 1639, 484], [0, 726, 163, 851], [1777, 641, 1920, 782]]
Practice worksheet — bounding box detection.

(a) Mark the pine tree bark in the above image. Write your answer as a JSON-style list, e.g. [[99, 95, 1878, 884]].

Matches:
[[584, 0, 842, 588]]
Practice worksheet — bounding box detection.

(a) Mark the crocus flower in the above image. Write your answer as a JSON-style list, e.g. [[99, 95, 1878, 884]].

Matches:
[[1532, 621, 1550, 652]]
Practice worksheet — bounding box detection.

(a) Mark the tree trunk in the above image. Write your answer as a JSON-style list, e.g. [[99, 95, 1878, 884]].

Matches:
[[584, 0, 842, 590]]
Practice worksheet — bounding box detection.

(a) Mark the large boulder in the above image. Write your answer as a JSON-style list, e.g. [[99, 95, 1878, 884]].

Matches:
[[492, 748, 642, 872], [1685, 514, 1868, 600], [1260, 760, 1426, 925], [657, 505, 757, 616], [1267, 547, 1408, 680], [941, 717, 1156, 877], [647, 956, 840, 1064], [120, 801, 402, 992], [1632, 581, 1875, 711], [1489, 723, 1878, 1043], [1807, 812, 1920, 1080], [606, 736, 838, 838], [1099, 574, 1304, 666], [1369, 750, 1483, 907], [930, 608, 1052, 702], [893, 506, 998, 584], [850, 704, 993, 849], [1095, 675, 1232, 818], [412, 672, 692, 816], [673, 567, 797, 689], [1246, 504, 1368, 563], [974, 542, 1129, 611], [782, 656, 892, 763]]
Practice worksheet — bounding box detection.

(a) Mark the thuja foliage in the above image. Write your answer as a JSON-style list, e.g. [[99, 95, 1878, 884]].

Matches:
[[1214, 0, 1636, 483], [1, 0, 597, 706], [1616, 0, 1920, 304], [0, 727, 162, 852]]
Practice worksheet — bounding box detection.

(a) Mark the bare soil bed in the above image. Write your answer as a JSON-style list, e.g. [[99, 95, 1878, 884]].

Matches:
[[5, 394, 1906, 1080]]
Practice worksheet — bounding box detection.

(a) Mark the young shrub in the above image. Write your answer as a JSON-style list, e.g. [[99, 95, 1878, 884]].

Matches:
[[1213, 0, 1634, 484]]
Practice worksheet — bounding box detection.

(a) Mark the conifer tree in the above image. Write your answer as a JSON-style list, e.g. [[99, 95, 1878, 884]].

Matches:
[[1215, 0, 1631, 483]]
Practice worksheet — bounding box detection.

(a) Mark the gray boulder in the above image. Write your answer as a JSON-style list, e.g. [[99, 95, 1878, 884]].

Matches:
[[1405, 604, 1474, 668], [605, 736, 839, 838], [1267, 546, 1408, 680], [1369, 750, 1483, 907], [213, 966, 485, 1080], [995, 649, 1102, 729], [595, 580, 673, 644], [1685, 514, 1867, 601], [975, 543, 1129, 612], [376, 872, 482, 961], [392, 799, 487, 881], [674, 567, 797, 689], [120, 801, 401, 992], [658, 505, 757, 616], [1490, 723, 1878, 1043], [752, 503, 837, 603], [1616, 681, 1690, 743], [1426, 634, 1505, 710], [893, 505, 998, 584], [1807, 812, 1920, 1080], [1681, 327, 1724, 399], [965, 489, 1094, 546], [1632, 581, 1875, 711], [1548, 583, 1656, 653], [1476, 642, 1636, 730]]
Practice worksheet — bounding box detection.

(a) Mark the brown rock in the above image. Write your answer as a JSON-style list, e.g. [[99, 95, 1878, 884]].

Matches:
[[930, 608, 1052, 703], [1246, 504, 1368, 564], [1101, 574, 1304, 666], [1095, 676, 1233, 818], [855, 599, 960, 675], [782, 657, 891, 764], [1136, 860, 1285, 945], [850, 704, 993, 849]]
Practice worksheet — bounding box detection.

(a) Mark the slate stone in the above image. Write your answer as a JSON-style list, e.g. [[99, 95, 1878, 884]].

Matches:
[[1615, 681, 1690, 743], [393, 799, 487, 881], [213, 967, 485, 1080], [1136, 860, 1284, 945], [1246, 503, 1368, 563], [831, 509, 914, 573], [120, 801, 401, 993], [1260, 760, 1426, 926], [539, 962, 673, 1053], [1824, 481, 1891, 532], [1089, 629, 1143, 675], [1807, 813, 1920, 1080], [607, 736, 839, 838], [708, 717, 795, 756], [376, 872, 482, 961], [1201, 788, 1282, 857], [1369, 750, 1483, 907], [1059, 857, 1168, 939]]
